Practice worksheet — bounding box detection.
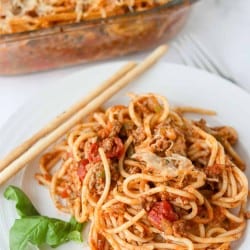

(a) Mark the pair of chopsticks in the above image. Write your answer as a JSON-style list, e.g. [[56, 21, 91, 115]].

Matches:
[[0, 45, 168, 185]]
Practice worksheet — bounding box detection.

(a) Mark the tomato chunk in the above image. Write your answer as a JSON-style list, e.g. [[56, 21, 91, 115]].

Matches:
[[148, 201, 178, 231], [105, 137, 124, 159], [60, 189, 69, 198], [88, 143, 101, 163], [77, 159, 89, 181], [87, 137, 124, 163]]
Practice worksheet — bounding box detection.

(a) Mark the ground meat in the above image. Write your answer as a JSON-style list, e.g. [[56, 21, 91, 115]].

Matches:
[[194, 119, 238, 146], [205, 164, 225, 177], [102, 137, 114, 152], [88, 160, 119, 198], [170, 135, 187, 156], [167, 131, 186, 155], [150, 137, 171, 153], [172, 220, 187, 237], [155, 124, 177, 140], [158, 191, 188, 203], [88, 162, 105, 197], [210, 206, 226, 227], [125, 165, 141, 174], [140, 196, 158, 211], [152, 123, 187, 156], [204, 164, 225, 191], [132, 127, 146, 144], [104, 202, 126, 216], [212, 126, 238, 145], [98, 121, 122, 138], [110, 161, 119, 183], [109, 121, 122, 137]]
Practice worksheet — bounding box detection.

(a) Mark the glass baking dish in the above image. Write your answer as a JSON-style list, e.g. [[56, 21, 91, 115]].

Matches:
[[0, 0, 199, 75]]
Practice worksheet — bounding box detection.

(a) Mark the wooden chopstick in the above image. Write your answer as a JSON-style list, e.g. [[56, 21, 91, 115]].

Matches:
[[0, 62, 137, 172], [0, 44, 168, 185]]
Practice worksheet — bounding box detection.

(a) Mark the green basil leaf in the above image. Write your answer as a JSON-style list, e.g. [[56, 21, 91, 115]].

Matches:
[[4, 185, 39, 217], [10, 216, 83, 250], [69, 217, 83, 232], [4, 186, 84, 250]]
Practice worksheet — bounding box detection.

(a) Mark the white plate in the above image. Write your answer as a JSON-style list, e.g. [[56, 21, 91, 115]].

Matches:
[[0, 62, 250, 250]]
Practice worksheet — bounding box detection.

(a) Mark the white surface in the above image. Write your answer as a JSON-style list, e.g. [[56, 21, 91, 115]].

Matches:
[[178, 0, 250, 91], [0, 0, 250, 127], [0, 62, 250, 250]]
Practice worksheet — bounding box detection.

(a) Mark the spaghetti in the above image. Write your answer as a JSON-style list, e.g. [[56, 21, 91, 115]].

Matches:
[[0, 0, 172, 34], [36, 93, 248, 250]]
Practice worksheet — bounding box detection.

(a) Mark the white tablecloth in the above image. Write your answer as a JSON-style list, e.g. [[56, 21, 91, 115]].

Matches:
[[0, 0, 249, 128]]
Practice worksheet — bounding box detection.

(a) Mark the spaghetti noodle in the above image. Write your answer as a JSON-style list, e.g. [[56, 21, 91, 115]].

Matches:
[[36, 93, 248, 250], [0, 0, 172, 34]]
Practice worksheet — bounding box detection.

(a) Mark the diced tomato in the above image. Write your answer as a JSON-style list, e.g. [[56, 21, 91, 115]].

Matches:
[[60, 189, 69, 198], [105, 137, 124, 159], [88, 143, 101, 163], [87, 137, 124, 163], [77, 159, 89, 181], [148, 201, 178, 231]]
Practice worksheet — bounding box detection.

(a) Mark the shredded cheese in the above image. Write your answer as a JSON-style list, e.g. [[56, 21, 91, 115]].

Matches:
[[0, 0, 171, 34]]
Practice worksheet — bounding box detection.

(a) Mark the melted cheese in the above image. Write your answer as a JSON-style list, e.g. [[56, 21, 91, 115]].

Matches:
[[132, 151, 194, 178], [15, 0, 37, 12], [1, 0, 54, 17]]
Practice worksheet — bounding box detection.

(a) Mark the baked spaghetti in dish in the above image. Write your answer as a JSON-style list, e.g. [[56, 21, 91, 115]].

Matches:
[[0, 1, 191, 75], [0, 0, 172, 34], [36, 93, 248, 250]]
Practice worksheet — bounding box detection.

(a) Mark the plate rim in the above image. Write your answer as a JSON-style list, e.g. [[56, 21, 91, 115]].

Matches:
[[0, 61, 250, 132], [0, 61, 250, 250]]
